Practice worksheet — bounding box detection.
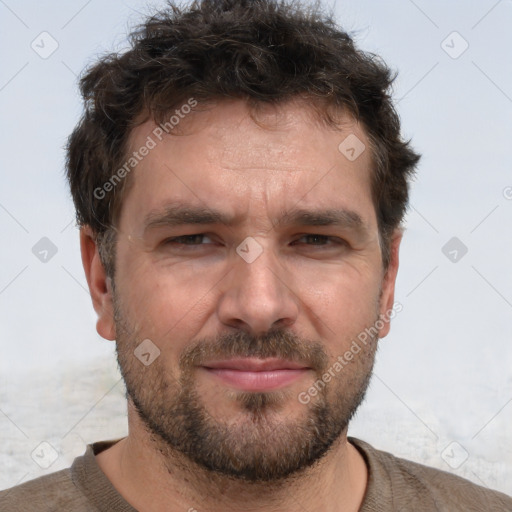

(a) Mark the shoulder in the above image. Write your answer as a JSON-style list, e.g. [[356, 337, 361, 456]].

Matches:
[[350, 437, 512, 512], [0, 468, 93, 512], [0, 439, 124, 512]]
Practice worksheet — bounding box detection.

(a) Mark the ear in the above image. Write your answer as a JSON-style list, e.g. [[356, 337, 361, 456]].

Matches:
[[378, 229, 402, 338], [80, 226, 116, 341]]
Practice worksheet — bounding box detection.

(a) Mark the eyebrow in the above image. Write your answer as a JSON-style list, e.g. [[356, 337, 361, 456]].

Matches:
[[142, 204, 368, 235], [143, 205, 232, 233], [274, 208, 365, 231]]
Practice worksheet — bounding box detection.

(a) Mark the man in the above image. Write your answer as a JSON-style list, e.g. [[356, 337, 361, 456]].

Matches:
[[1, 0, 511, 510]]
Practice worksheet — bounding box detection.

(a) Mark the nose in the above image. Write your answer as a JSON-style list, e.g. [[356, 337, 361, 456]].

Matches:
[[216, 241, 300, 335]]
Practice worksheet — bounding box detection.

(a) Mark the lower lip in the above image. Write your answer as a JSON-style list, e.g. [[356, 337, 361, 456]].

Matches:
[[202, 368, 310, 391]]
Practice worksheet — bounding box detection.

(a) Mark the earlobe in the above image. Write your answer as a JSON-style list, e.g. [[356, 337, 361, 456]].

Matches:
[[378, 230, 402, 339], [80, 226, 116, 341]]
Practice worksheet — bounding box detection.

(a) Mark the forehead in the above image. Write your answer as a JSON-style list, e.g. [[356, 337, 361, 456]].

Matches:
[[118, 99, 376, 232]]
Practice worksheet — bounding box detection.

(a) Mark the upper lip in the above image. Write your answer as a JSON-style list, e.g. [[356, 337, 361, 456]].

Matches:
[[201, 358, 310, 371]]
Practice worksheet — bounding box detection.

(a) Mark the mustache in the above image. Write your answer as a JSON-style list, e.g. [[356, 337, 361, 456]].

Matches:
[[179, 329, 329, 373]]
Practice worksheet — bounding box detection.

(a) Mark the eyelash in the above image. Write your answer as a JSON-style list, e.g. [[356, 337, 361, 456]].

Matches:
[[162, 234, 346, 247]]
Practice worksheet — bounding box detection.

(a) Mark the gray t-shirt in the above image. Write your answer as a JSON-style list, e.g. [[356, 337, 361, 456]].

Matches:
[[1, 437, 511, 511]]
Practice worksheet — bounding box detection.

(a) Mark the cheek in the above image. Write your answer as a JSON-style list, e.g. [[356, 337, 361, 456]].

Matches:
[[295, 265, 380, 310], [117, 257, 222, 348], [294, 264, 381, 344]]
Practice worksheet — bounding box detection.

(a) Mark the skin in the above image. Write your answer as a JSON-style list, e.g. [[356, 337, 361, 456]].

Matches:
[[81, 98, 401, 512]]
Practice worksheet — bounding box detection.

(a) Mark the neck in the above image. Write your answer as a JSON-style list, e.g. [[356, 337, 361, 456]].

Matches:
[[96, 405, 368, 512]]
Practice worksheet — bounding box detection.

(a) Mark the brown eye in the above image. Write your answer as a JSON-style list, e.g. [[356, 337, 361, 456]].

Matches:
[[163, 234, 213, 245], [293, 235, 345, 246], [302, 234, 329, 245]]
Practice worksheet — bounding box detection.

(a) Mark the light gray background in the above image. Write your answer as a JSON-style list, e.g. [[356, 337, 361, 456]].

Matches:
[[1, 0, 511, 496]]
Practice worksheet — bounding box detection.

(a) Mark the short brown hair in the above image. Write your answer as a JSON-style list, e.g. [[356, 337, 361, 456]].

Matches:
[[66, 0, 420, 277]]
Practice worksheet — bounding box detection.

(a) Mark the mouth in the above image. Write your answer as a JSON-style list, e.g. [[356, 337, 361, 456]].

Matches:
[[200, 358, 311, 392]]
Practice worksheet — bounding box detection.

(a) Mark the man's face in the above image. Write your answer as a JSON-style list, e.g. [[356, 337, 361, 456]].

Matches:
[[98, 99, 399, 482]]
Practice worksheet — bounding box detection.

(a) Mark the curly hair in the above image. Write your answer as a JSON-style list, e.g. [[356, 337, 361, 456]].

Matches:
[[66, 0, 420, 277]]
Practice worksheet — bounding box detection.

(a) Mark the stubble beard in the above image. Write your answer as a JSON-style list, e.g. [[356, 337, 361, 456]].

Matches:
[[113, 293, 379, 484]]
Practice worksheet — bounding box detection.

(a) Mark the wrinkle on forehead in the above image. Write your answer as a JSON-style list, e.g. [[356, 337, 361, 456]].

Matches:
[[119, 99, 375, 238]]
